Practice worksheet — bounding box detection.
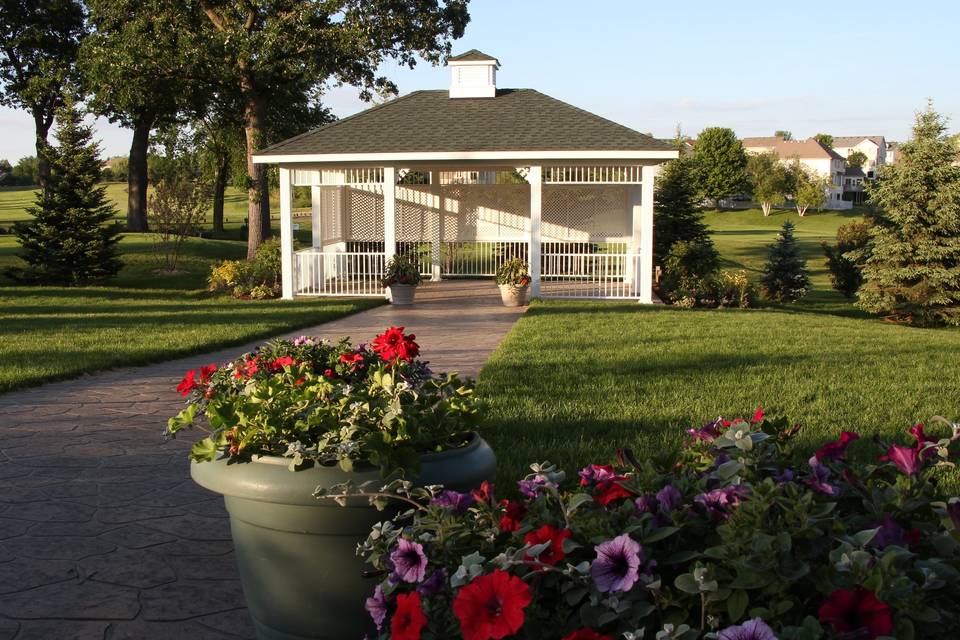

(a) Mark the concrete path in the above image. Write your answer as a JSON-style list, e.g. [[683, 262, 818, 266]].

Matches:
[[0, 281, 523, 639]]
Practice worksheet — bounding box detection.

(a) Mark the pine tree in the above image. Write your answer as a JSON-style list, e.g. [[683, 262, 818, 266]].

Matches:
[[761, 221, 810, 302], [654, 156, 710, 265], [856, 104, 960, 326], [8, 98, 122, 285]]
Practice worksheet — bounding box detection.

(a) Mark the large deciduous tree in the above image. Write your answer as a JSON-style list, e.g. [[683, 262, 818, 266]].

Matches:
[[693, 127, 748, 209], [747, 151, 788, 216], [0, 0, 85, 190], [813, 133, 834, 148], [856, 105, 960, 326], [80, 0, 208, 232], [196, 0, 470, 258]]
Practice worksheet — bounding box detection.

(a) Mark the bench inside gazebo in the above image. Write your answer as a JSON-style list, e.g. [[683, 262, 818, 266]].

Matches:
[[253, 50, 678, 303]]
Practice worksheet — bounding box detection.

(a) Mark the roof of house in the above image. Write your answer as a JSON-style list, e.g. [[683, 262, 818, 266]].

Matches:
[[741, 136, 845, 161], [832, 135, 885, 148], [448, 49, 499, 63], [844, 166, 866, 178], [257, 89, 674, 156]]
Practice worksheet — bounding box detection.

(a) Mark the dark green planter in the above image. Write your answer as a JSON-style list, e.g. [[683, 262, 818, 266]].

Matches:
[[190, 434, 496, 640]]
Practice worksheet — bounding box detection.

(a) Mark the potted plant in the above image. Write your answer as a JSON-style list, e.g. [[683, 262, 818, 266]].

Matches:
[[339, 411, 960, 640], [495, 258, 532, 307], [382, 253, 422, 305], [166, 328, 495, 640]]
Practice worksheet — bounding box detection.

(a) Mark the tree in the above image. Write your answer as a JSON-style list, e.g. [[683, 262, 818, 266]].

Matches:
[[822, 220, 872, 298], [195, 0, 470, 259], [148, 177, 208, 273], [692, 127, 748, 208], [791, 166, 828, 216], [0, 0, 85, 190], [747, 151, 788, 216], [653, 156, 710, 265], [0, 158, 11, 185], [80, 0, 209, 232], [775, 130, 793, 141], [760, 221, 810, 302], [9, 156, 38, 185], [813, 133, 834, 148], [7, 99, 122, 285], [846, 150, 868, 169], [856, 104, 960, 326]]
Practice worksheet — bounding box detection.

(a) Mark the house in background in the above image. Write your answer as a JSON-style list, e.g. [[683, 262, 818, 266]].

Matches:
[[831, 136, 887, 178], [886, 141, 901, 165], [842, 165, 867, 204], [741, 136, 851, 210]]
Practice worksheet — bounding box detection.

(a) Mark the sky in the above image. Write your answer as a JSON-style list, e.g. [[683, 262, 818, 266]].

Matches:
[[2, 0, 958, 161]]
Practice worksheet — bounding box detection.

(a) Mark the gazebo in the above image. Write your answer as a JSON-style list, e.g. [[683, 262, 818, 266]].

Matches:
[[253, 50, 678, 302]]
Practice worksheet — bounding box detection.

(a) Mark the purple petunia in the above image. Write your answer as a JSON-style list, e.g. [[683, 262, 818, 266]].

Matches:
[[590, 533, 643, 593], [390, 538, 428, 584], [804, 458, 840, 497], [417, 568, 446, 597], [429, 490, 476, 514], [364, 584, 389, 630], [773, 468, 795, 484], [695, 485, 750, 521], [292, 336, 315, 346], [634, 494, 657, 515], [518, 474, 557, 498], [656, 484, 683, 512], [578, 464, 617, 486], [718, 618, 778, 640], [686, 418, 724, 444]]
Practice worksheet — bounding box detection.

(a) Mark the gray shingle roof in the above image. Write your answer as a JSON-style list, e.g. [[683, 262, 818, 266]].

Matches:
[[448, 49, 499, 63], [832, 135, 885, 148], [257, 89, 673, 156]]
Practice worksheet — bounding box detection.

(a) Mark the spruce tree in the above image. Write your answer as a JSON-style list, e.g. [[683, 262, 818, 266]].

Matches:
[[761, 221, 810, 302], [654, 156, 710, 266], [856, 105, 960, 326], [8, 98, 121, 285]]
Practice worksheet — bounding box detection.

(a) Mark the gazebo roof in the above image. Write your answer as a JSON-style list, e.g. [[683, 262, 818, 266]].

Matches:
[[256, 89, 673, 159]]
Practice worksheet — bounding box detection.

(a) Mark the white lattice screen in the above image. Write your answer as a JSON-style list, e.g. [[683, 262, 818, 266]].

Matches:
[[319, 186, 344, 243], [397, 186, 439, 242], [440, 185, 529, 242], [542, 186, 630, 242], [345, 185, 384, 241]]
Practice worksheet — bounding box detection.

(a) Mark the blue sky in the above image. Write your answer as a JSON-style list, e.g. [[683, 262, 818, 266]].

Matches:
[[1, 0, 957, 161]]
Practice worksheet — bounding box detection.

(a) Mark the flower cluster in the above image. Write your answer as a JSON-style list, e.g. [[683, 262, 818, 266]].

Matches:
[[382, 253, 424, 288], [341, 412, 960, 639], [494, 258, 531, 287], [166, 327, 480, 476]]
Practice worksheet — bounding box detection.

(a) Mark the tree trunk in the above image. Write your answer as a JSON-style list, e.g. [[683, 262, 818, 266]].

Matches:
[[241, 71, 268, 260], [127, 115, 153, 232], [32, 111, 52, 192], [761, 202, 772, 216], [212, 154, 228, 235]]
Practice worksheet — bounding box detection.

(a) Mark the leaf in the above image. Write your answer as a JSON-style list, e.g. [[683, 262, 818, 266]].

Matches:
[[674, 573, 700, 594], [730, 571, 772, 589], [662, 550, 702, 565], [642, 526, 681, 544], [565, 492, 594, 515], [727, 589, 748, 621], [189, 437, 218, 462]]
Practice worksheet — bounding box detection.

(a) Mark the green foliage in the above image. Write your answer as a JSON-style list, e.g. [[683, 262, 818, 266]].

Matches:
[[846, 150, 868, 169], [208, 237, 282, 298], [495, 258, 531, 287], [148, 177, 209, 272], [822, 220, 872, 298], [693, 127, 749, 206], [654, 156, 710, 265], [661, 238, 721, 305], [813, 133, 834, 148], [168, 331, 481, 477], [383, 253, 424, 287], [761, 221, 810, 302], [747, 152, 788, 216], [857, 104, 960, 326], [1, 156, 40, 185], [791, 167, 829, 216], [7, 100, 122, 285], [775, 129, 793, 140]]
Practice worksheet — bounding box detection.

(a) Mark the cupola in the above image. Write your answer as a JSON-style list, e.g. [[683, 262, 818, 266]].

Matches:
[[447, 49, 500, 98]]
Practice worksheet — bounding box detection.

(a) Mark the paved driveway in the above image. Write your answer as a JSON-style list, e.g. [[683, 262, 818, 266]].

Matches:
[[0, 281, 523, 639]]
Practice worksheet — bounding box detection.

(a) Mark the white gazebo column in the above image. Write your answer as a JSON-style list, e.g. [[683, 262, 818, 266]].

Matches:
[[626, 184, 643, 287], [430, 172, 443, 281], [528, 165, 542, 296], [279, 167, 295, 300], [383, 166, 397, 299], [310, 185, 322, 248], [638, 164, 660, 304]]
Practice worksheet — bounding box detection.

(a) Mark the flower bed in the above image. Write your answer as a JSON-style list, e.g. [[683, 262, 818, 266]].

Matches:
[[327, 410, 960, 639]]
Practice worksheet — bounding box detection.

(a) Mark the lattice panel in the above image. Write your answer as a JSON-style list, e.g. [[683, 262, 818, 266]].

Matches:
[[345, 185, 384, 241], [542, 185, 630, 242], [319, 186, 344, 243], [396, 185, 439, 242], [440, 184, 529, 242]]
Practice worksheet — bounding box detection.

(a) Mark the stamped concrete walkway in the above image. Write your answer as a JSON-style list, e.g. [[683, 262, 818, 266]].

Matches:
[[0, 281, 523, 640]]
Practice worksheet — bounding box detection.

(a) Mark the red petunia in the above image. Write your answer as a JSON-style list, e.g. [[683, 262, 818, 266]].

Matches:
[[453, 570, 532, 640], [750, 406, 764, 424], [818, 586, 893, 638], [594, 479, 634, 506], [498, 499, 527, 532], [235, 356, 261, 379], [562, 629, 612, 640], [815, 431, 860, 462], [472, 480, 495, 505], [391, 591, 427, 640], [198, 364, 217, 384], [270, 355, 296, 372], [371, 326, 420, 364], [523, 524, 572, 567], [322, 368, 335, 378], [176, 370, 198, 396]]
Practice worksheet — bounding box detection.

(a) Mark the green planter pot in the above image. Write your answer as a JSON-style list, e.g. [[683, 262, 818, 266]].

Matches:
[[190, 433, 496, 640]]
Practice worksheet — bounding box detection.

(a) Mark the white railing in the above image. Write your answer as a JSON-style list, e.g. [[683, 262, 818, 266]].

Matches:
[[541, 252, 641, 299], [295, 250, 385, 297], [442, 240, 528, 277], [544, 165, 644, 184]]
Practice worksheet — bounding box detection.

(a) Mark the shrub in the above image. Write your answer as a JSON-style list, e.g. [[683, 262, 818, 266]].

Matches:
[[382, 253, 423, 287], [822, 221, 872, 298], [717, 270, 754, 308], [332, 411, 960, 640], [167, 328, 481, 477], [148, 177, 208, 272], [207, 237, 282, 298], [660, 239, 721, 305], [495, 258, 531, 287], [761, 221, 810, 302]]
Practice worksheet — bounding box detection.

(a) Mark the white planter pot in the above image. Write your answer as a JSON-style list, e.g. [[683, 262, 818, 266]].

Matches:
[[498, 283, 530, 307], [388, 284, 417, 305]]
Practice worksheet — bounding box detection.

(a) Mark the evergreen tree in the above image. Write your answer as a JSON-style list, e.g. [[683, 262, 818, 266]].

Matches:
[[761, 221, 810, 302], [822, 220, 872, 298], [653, 156, 710, 265], [8, 99, 122, 285], [856, 104, 960, 326], [692, 127, 748, 208]]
